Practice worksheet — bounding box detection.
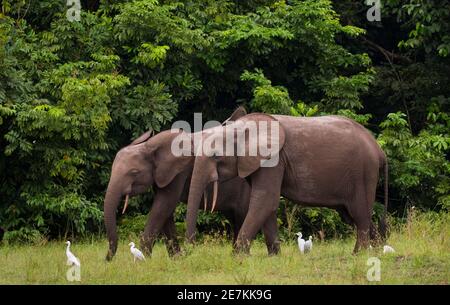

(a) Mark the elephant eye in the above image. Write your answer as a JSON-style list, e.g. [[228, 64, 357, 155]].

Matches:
[[130, 169, 139, 176]]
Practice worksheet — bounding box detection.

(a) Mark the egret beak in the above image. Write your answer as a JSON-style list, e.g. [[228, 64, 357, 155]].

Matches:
[[122, 194, 129, 214]]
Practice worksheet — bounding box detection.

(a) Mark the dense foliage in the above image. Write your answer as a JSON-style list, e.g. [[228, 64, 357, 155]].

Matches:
[[0, 0, 448, 242]]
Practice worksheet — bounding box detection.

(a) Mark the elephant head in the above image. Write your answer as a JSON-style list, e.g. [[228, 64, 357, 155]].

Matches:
[[104, 107, 248, 260], [186, 113, 286, 242], [104, 129, 192, 260]]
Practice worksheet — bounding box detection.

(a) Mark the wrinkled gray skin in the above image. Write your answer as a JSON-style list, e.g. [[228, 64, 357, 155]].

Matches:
[[186, 113, 388, 254], [104, 108, 279, 260]]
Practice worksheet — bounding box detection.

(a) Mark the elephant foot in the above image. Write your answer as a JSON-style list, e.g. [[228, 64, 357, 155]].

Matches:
[[141, 246, 153, 257], [166, 242, 181, 258], [370, 222, 387, 248], [266, 242, 281, 256], [353, 238, 370, 254], [169, 249, 185, 259], [168, 248, 181, 257], [232, 242, 251, 256], [105, 242, 117, 261], [105, 249, 115, 261], [232, 249, 250, 259], [140, 238, 155, 257]]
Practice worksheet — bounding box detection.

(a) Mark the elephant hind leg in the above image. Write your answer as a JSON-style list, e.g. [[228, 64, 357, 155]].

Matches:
[[347, 190, 372, 254], [370, 219, 385, 245], [351, 212, 370, 253], [140, 220, 158, 256], [336, 207, 354, 226], [350, 165, 381, 253], [365, 171, 382, 247], [162, 215, 180, 257], [262, 212, 280, 255], [338, 204, 379, 249], [354, 223, 370, 253], [231, 213, 244, 249]]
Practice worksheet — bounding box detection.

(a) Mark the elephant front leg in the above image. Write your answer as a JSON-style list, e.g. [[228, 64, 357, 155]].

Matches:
[[162, 215, 181, 257], [235, 165, 284, 255]]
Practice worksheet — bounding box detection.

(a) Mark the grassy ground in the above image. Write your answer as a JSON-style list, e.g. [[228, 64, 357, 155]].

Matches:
[[0, 212, 449, 284]]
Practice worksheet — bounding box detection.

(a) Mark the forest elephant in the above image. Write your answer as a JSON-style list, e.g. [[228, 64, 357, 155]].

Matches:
[[103, 107, 280, 260], [185, 113, 388, 254]]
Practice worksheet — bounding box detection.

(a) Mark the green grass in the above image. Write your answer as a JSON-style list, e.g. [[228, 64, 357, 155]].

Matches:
[[1, 212, 449, 284]]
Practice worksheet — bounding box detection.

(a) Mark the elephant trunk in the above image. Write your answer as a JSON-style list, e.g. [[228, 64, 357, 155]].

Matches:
[[186, 156, 217, 243], [104, 184, 123, 261]]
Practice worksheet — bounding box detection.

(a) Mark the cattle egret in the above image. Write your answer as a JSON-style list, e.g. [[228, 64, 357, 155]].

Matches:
[[383, 245, 395, 254], [129, 242, 145, 262], [65, 241, 80, 267], [296, 232, 305, 253], [304, 236, 313, 253]]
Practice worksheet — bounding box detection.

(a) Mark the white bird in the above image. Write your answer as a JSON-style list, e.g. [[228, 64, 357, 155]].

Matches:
[[304, 236, 313, 253], [129, 242, 145, 262], [65, 241, 80, 267], [383, 245, 395, 254], [296, 232, 305, 253]]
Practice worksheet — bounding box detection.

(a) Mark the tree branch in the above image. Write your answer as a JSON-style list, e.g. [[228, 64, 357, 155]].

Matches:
[[361, 37, 413, 65]]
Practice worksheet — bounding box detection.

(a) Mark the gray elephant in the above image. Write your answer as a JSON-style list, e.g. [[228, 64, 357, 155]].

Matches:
[[103, 108, 280, 260], [185, 113, 388, 254]]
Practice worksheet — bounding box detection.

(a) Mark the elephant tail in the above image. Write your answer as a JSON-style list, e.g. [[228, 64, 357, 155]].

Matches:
[[379, 157, 389, 241]]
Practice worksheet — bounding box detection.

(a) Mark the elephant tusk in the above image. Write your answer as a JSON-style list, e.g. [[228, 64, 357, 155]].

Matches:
[[203, 191, 208, 212], [122, 194, 129, 214], [211, 181, 218, 212]]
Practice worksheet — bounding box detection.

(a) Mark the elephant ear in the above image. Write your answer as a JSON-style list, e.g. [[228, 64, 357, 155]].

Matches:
[[148, 130, 192, 188], [222, 106, 247, 125], [131, 130, 154, 145], [235, 113, 285, 178]]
